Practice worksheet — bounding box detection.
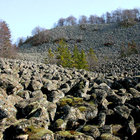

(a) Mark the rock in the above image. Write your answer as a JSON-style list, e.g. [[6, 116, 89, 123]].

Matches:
[[3, 124, 54, 140], [99, 125, 112, 134], [129, 88, 140, 97], [30, 90, 44, 99], [0, 108, 8, 120], [17, 90, 30, 99], [15, 98, 50, 125], [66, 119, 85, 131], [16, 134, 28, 140], [31, 80, 43, 91], [0, 133, 3, 140], [114, 105, 131, 119], [0, 74, 23, 95], [26, 126, 54, 140], [7, 94, 23, 105], [82, 125, 100, 138], [92, 89, 107, 104], [100, 133, 121, 140], [135, 83, 140, 91], [107, 93, 127, 105], [111, 124, 123, 136], [126, 116, 136, 136], [43, 80, 58, 91], [47, 102, 57, 121], [52, 119, 66, 131], [97, 112, 106, 127], [48, 90, 64, 103], [54, 131, 94, 140], [66, 79, 89, 98], [0, 93, 17, 119]]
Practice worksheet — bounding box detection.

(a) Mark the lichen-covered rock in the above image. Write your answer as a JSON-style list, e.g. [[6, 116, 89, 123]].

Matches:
[[100, 133, 121, 140], [26, 126, 54, 140], [0, 74, 23, 95], [135, 83, 140, 91], [129, 88, 140, 97], [0, 93, 17, 119], [17, 90, 30, 99], [126, 116, 136, 136], [111, 124, 123, 136], [54, 131, 94, 140], [31, 80, 43, 91], [82, 125, 100, 138], [114, 105, 131, 119]]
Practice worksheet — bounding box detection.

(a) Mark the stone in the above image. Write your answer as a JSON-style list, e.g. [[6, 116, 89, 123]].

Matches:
[[31, 80, 43, 91], [100, 133, 121, 140], [0, 74, 23, 95], [97, 112, 106, 127], [82, 125, 100, 138], [114, 105, 131, 119], [135, 83, 140, 91], [126, 116, 136, 136], [17, 90, 30, 99], [54, 131, 94, 140], [16, 134, 29, 140], [129, 88, 140, 97]]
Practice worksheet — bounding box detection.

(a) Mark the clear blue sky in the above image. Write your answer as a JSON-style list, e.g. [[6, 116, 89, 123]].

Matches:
[[0, 0, 139, 43]]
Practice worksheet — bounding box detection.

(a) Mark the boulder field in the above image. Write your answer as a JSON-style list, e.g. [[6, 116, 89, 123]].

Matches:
[[0, 58, 140, 140]]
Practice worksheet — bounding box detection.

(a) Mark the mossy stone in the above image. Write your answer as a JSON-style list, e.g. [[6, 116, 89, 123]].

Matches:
[[55, 119, 64, 127], [83, 125, 91, 131], [78, 106, 87, 112], [100, 133, 120, 140], [56, 131, 83, 138], [26, 125, 53, 140]]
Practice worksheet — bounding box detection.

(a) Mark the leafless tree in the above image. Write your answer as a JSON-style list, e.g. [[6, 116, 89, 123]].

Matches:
[[57, 18, 66, 26], [106, 12, 112, 23], [31, 26, 45, 36], [66, 16, 77, 25], [78, 15, 88, 24]]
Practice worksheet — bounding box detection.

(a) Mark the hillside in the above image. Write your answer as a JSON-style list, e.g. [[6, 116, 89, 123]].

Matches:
[[18, 23, 140, 62]]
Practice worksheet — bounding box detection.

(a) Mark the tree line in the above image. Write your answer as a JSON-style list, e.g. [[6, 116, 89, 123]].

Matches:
[[55, 8, 140, 27], [17, 8, 140, 47]]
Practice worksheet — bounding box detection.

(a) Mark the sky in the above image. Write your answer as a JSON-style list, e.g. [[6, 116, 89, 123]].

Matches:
[[0, 0, 140, 43]]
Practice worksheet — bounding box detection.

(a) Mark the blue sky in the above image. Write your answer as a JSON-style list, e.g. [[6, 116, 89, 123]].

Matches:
[[0, 0, 139, 43]]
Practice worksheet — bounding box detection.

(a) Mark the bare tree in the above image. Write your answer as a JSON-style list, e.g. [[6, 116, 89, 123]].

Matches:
[[57, 18, 66, 26], [78, 15, 88, 24], [66, 16, 77, 25], [111, 9, 122, 22], [106, 12, 112, 23], [88, 15, 96, 24], [31, 26, 45, 36]]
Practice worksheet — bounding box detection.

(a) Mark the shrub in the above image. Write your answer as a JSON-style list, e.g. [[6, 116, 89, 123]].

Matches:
[[119, 18, 137, 27], [120, 41, 138, 57], [44, 48, 56, 64], [87, 48, 98, 70]]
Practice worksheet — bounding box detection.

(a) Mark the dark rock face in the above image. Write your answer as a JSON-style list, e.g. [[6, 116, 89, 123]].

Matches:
[[0, 58, 140, 140]]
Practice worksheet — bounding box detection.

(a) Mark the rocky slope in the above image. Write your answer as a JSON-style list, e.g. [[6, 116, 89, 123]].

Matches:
[[0, 58, 140, 140], [18, 23, 140, 62]]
